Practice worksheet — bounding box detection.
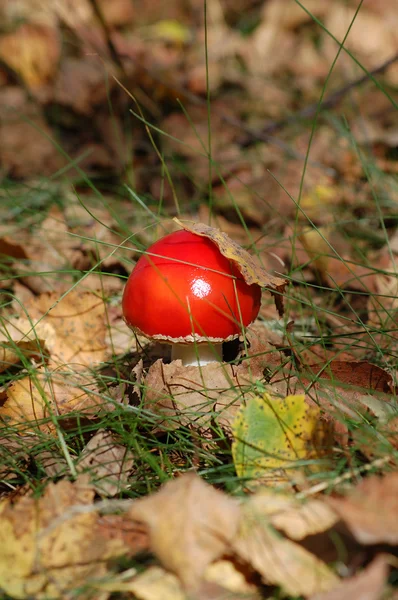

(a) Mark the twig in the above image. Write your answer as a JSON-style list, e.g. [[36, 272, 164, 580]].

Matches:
[[297, 454, 393, 499], [88, 0, 126, 75], [240, 51, 398, 145]]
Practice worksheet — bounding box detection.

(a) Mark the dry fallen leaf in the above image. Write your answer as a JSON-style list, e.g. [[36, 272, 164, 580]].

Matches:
[[0, 317, 54, 373], [367, 255, 398, 353], [144, 356, 267, 433], [33, 448, 69, 478], [310, 554, 390, 600], [25, 289, 107, 370], [0, 432, 30, 480], [0, 22, 60, 89], [308, 360, 394, 394], [248, 489, 338, 541], [129, 472, 241, 589], [327, 472, 398, 545], [77, 429, 134, 496], [0, 206, 84, 293], [112, 566, 187, 600], [0, 88, 64, 179], [324, 3, 398, 85], [203, 560, 261, 598], [0, 367, 107, 433], [232, 499, 338, 597], [0, 476, 147, 599], [174, 219, 287, 316], [95, 558, 261, 600]]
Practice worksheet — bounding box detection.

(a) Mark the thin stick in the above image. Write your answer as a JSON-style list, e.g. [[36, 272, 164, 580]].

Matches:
[[241, 52, 398, 144]]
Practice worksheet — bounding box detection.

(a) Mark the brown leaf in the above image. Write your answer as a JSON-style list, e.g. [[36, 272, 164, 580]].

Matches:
[[33, 449, 68, 478], [203, 560, 261, 599], [324, 4, 398, 86], [0, 432, 30, 480], [97, 0, 135, 27], [122, 561, 261, 600], [77, 429, 134, 497], [0, 206, 83, 292], [129, 473, 241, 589], [174, 219, 287, 316], [25, 290, 107, 370], [0, 87, 63, 178], [0, 368, 106, 433], [113, 566, 186, 600], [310, 554, 390, 600], [248, 489, 338, 541], [232, 500, 338, 596], [308, 361, 394, 395], [367, 255, 398, 352], [327, 472, 398, 545], [144, 356, 266, 433], [0, 318, 55, 373], [0, 476, 144, 599], [65, 201, 126, 268], [269, 359, 396, 451], [0, 23, 60, 89], [104, 304, 142, 357], [52, 55, 115, 115]]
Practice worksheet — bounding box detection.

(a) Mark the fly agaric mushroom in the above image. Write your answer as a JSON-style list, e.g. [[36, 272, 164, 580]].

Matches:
[[122, 228, 262, 366]]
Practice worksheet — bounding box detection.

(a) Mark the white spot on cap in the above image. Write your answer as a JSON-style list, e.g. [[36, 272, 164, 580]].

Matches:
[[191, 278, 211, 299]]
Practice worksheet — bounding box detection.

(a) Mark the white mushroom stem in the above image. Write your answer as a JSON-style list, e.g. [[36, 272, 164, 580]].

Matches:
[[171, 342, 222, 366]]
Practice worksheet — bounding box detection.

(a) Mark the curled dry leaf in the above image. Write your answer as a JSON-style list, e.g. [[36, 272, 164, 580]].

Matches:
[[327, 472, 398, 545], [232, 500, 338, 597], [247, 489, 338, 541], [0, 476, 147, 600], [310, 554, 390, 600], [308, 360, 394, 395], [144, 356, 266, 433], [77, 429, 134, 497], [0, 289, 110, 435], [174, 219, 287, 316], [268, 359, 396, 452], [0, 318, 55, 373], [129, 472, 241, 589]]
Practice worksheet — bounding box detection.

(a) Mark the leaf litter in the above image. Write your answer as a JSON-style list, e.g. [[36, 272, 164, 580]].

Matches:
[[1, 0, 398, 598]]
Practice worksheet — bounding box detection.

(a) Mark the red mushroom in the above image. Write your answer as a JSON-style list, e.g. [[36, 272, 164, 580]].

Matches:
[[122, 229, 261, 366]]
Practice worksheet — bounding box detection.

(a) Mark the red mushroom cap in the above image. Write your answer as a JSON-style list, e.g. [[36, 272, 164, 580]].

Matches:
[[122, 229, 261, 342]]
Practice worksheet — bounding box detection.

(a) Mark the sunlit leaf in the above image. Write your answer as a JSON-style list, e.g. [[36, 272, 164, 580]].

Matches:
[[232, 393, 325, 485]]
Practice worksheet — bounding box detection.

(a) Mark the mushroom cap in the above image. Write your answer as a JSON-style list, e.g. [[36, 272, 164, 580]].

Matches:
[[122, 229, 261, 342]]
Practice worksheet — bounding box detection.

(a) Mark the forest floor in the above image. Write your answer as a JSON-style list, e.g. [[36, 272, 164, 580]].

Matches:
[[0, 1, 398, 599]]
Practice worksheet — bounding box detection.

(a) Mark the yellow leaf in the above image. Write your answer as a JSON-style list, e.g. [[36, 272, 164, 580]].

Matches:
[[0, 23, 60, 89], [148, 20, 191, 44], [0, 367, 106, 434], [0, 477, 130, 599], [232, 393, 327, 486]]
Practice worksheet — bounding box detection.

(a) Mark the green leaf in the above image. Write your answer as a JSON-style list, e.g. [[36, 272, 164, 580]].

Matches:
[[232, 393, 323, 485]]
